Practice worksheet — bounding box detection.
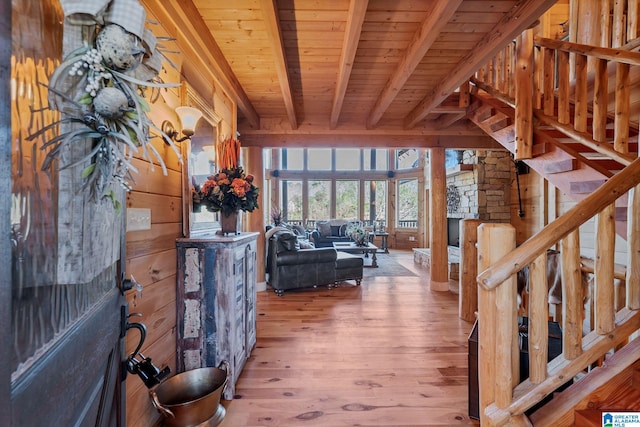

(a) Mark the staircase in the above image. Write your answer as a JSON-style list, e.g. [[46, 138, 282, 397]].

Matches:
[[465, 17, 640, 426]]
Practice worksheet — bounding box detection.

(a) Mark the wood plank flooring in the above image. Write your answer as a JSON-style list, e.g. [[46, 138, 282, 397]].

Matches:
[[219, 250, 480, 426]]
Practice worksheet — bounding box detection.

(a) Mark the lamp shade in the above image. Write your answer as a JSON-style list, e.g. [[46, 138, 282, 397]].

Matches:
[[175, 106, 203, 137]]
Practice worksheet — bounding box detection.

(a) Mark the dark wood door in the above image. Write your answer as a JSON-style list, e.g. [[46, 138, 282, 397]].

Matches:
[[5, 1, 127, 426]]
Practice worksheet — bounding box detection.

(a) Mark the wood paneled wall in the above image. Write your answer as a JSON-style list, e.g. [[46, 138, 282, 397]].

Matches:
[[124, 4, 238, 426]]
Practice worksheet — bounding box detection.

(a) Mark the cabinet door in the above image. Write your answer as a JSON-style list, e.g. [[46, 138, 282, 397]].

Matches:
[[245, 244, 257, 351], [232, 248, 247, 383]]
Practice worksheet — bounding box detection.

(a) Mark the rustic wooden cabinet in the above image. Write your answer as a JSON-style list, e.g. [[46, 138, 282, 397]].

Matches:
[[176, 232, 258, 399]]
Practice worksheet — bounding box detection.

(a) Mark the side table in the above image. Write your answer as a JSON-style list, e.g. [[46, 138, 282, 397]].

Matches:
[[369, 232, 389, 253]]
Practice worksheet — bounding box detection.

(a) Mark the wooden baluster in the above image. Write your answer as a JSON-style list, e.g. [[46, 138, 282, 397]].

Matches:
[[629, 0, 638, 42], [614, 63, 630, 154], [515, 30, 534, 160], [543, 47, 555, 116], [529, 251, 549, 384], [613, 0, 626, 47], [533, 45, 543, 110], [477, 223, 517, 423], [561, 230, 583, 359], [557, 50, 570, 125], [574, 54, 588, 133], [593, 58, 609, 143], [596, 204, 616, 334]]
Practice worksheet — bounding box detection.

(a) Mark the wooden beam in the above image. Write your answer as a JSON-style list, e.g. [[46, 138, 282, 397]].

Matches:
[[239, 132, 501, 149], [535, 36, 640, 65], [148, 0, 260, 129], [365, 0, 463, 129], [435, 112, 466, 129], [404, 0, 557, 129], [261, 0, 298, 129], [330, 0, 368, 129]]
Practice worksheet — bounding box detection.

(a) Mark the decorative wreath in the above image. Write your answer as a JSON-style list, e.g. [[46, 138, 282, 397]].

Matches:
[[29, 0, 181, 209]]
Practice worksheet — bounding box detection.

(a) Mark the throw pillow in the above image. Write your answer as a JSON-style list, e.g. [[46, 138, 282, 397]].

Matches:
[[330, 225, 341, 236], [317, 221, 331, 237], [276, 231, 299, 252], [339, 224, 348, 237]]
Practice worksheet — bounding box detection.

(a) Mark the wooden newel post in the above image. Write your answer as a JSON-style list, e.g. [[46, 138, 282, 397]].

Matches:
[[459, 219, 482, 321], [477, 223, 517, 424]]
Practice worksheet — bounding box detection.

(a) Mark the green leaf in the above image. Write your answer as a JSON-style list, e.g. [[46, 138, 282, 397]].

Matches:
[[81, 163, 96, 179], [78, 93, 94, 105], [125, 111, 139, 120], [138, 97, 151, 113]]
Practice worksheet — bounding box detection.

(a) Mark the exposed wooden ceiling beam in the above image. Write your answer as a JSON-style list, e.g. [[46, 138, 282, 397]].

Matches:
[[435, 112, 467, 129], [365, 0, 463, 129], [261, 0, 298, 129], [240, 133, 500, 149], [330, 0, 369, 129], [404, 0, 557, 129], [149, 0, 260, 129]]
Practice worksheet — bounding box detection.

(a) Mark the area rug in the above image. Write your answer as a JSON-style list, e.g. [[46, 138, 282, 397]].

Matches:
[[361, 254, 417, 277]]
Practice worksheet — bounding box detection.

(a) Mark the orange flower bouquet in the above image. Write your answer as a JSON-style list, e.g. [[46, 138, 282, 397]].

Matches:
[[197, 167, 259, 215]]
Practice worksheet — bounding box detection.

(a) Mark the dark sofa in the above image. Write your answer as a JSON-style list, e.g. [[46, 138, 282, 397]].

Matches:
[[267, 229, 363, 296], [310, 219, 355, 247]]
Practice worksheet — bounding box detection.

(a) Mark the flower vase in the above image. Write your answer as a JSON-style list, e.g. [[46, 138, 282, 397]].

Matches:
[[219, 210, 241, 235]]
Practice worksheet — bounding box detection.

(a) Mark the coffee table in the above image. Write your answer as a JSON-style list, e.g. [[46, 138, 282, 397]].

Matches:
[[332, 242, 379, 268]]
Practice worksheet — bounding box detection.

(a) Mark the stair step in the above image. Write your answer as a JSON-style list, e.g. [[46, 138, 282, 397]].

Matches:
[[544, 158, 578, 174], [570, 179, 607, 194], [473, 105, 495, 122], [574, 409, 603, 427], [482, 114, 511, 132], [532, 141, 551, 156]]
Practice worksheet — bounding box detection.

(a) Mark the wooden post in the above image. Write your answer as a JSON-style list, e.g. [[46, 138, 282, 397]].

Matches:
[[246, 146, 266, 284], [593, 59, 609, 143], [459, 219, 482, 321], [561, 230, 583, 360], [557, 50, 570, 125], [543, 47, 555, 116], [628, 185, 640, 310], [477, 223, 517, 423], [529, 252, 549, 384], [429, 147, 449, 291], [595, 204, 616, 334], [515, 30, 533, 160], [614, 63, 630, 154], [573, 54, 588, 132]]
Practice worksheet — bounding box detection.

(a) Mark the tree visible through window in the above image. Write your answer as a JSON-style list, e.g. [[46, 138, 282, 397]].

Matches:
[[308, 180, 331, 220], [335, 180, 359, 219], [397, 178, 418, 228]]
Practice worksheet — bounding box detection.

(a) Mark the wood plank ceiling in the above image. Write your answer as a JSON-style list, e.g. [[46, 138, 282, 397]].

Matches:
[[182, 0, 557, 147]]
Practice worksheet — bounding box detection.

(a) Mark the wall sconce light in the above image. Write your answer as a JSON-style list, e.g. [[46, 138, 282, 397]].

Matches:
[[162, 106, 203, 143]]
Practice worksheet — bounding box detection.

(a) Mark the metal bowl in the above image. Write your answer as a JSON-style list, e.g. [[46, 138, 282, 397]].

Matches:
[[150, 362, 228, 427]]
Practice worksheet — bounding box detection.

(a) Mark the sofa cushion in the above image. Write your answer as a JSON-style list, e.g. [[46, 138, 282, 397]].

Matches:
[[317, 221, 331, 237], [330, 225, 342, 236]]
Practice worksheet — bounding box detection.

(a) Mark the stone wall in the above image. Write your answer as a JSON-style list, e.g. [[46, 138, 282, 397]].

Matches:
[[446, 150, 512, 222]]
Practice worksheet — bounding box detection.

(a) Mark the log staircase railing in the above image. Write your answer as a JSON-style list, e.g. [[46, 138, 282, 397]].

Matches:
[[468, 12, 640, 426]]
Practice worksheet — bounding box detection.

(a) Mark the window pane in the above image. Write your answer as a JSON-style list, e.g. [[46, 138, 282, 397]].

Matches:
[[335, 180, 359, 219], [335, 149, 360, 170], [263, 148, 272, 169], [307, 148, 331, 170], [396, 148, 419, 169], [308, 180, 331, 220], [363, 149, 388, 170], [364, 180, 387, 228], [281, 148, 303, 170], [397, 179, 418, 228], [282, 180, 303, 222]]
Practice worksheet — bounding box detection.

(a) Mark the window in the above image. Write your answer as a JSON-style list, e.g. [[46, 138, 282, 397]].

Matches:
[[397, 178, 418, 228], [307, 148, 331, 170], [364, 180, 386, 226], [363, 149, 388, 170], [335, 148, 361, 170], [335, 180, 359, 219], [281, 148, 303, 170], [282, 180, 303, 222], [396, 148, 419, 169], [308, 180, 331, 220]]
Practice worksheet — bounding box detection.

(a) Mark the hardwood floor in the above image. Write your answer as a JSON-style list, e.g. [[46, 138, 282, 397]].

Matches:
[[219, 250, 480, 426]]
